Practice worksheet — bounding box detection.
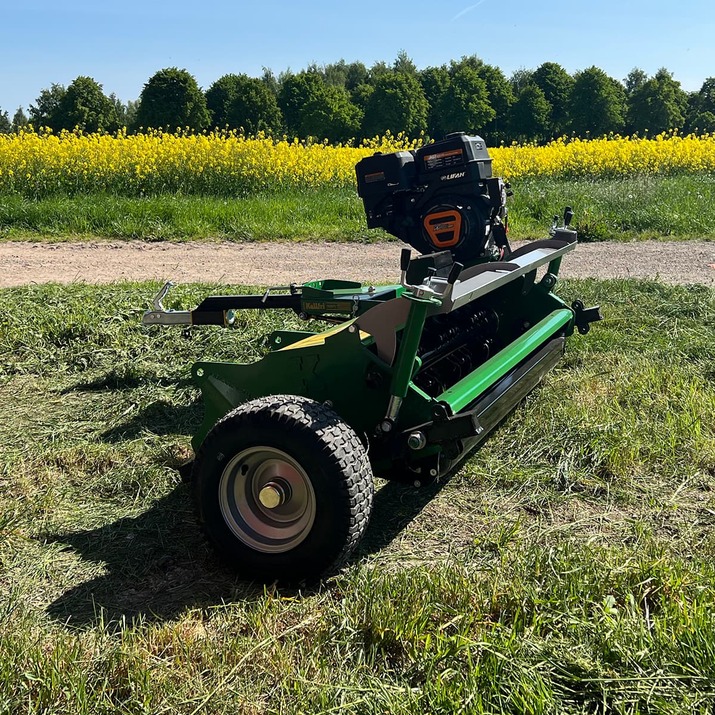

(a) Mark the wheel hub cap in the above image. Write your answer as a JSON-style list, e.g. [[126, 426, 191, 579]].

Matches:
[[258, 480, 291, 509], [218, 446, 316, 553]]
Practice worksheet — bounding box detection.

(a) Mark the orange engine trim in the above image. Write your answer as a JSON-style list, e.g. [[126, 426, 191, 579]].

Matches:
[[423, 209, 462, 248]]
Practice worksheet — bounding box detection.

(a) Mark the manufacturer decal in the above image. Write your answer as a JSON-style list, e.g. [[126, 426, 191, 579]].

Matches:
[[440, 171, 466, 181]]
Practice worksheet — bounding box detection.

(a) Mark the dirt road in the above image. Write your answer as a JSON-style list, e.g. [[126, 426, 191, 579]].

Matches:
[[1, 239, 713, 287]]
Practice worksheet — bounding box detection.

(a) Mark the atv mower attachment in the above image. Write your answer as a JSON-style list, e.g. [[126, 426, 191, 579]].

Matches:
[[143, 132, 601, 583]]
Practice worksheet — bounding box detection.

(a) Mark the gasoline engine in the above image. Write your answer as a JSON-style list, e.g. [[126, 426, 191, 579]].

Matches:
[[356, 132, 510, 263]]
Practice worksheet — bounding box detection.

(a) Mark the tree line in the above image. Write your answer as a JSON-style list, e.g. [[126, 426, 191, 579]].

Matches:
[[2, 53, 715, 145]]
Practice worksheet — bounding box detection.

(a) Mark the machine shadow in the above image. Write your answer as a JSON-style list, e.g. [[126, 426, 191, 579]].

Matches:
[[357, 477, 451, 557], [45, 484, 264, 630], [46, 477, 449, 629], [100, 399, 203, 443]]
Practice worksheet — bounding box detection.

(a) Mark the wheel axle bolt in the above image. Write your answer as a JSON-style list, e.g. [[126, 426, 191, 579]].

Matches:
[[407, 431, 427, 450], [258, 481, 290, 509]]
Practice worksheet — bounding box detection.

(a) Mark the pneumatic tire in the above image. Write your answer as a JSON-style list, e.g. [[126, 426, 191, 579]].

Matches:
[[192, 394, 374, 584]]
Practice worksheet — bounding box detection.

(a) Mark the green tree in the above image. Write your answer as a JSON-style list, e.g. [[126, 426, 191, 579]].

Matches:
[[260, 67, 280, 97], [367, 60, 392, 82], [0, 109, 10, 133], [624, 67, 648, 95], [509, 84, 551, 143], [108, 93, 135, 129], [206, 75, 236, 127], [438, 64, 495, 136], [420, 65, 451, 138], [510, 68, 534, 93], [685, 77, 715, 131], [207, 74, 282, 134], [55, 76, 119, 132], [278, 71, 324, 137], [688, 110, 715, 133], [350, 83, 374, 114], [12, 106, 29, 132], [447, 58, 513, 143], [320, 60, 349, 88], [393, 51, 418, 76], [626, 68, 687, 134], [318, 60, 369, 92], [362, 71, 428, 138], [695, 77, 715, 113], [569, 66, 627, 136], [29, 83, 66, 132], [122, 99, 140, 129], [278, 71, 360, 141], [532, 62, 574, 138], [345, 62, 369, 92], [301, 84, 361, 142], [134, 68, 210, 131]]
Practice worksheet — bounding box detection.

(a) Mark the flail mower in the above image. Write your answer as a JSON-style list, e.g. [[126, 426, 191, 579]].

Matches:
[[143, 132, 601, 583]]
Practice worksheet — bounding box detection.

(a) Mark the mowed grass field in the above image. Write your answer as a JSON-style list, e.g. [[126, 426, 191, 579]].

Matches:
[[1, 278, 714, 713]]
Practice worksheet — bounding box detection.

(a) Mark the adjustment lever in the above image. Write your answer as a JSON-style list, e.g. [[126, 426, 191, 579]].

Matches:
[[399, 248, 412, 284], [447, 262, 464, 285]]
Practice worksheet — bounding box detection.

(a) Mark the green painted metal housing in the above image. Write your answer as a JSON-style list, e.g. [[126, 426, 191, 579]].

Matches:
[[191, 263, 576, 481]]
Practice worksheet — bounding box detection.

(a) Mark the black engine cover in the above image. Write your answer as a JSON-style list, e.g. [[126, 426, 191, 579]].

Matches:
[[356, 133, 509, 264]]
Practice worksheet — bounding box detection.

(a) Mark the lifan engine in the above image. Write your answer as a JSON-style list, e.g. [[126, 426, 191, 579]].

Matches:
[[356, 132, 510, 264]]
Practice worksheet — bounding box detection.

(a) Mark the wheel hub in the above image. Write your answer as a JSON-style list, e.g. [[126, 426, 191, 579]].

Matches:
[[218, 446, 316, 553]]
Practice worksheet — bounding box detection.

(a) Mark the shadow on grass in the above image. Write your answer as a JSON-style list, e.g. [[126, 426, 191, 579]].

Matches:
[[357, 478, 447, 556], [45, 476, 448, 629], [100, 399, 203, 442], [58, 372, 203, 442], [45, 484, 263, 629], [61, 373, 194, 393]]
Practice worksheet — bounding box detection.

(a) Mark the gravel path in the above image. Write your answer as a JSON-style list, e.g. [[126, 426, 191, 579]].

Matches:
[[0, 239, 713, 287]]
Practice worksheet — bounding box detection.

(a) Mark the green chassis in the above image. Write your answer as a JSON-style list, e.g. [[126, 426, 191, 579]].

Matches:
[[144, 235, 598, 485], [142, 231, 601, 581]]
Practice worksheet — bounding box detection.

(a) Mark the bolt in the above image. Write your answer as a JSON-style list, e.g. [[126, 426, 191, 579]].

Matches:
[[413, 480, 422, 488], [348, 325, 357, 333], [258, 481, 290, 509], [299, 312, 308, 320], [380, 420, 393, 433], [407, 431, 427, 450], [429, 468, 438, 477]]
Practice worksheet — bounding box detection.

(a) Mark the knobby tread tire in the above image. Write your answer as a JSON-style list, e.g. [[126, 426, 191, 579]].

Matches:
[[192, 394, 374, 584]]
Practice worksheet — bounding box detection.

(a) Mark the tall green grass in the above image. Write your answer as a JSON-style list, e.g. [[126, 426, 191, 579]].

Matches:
[[1, 174, 714, 242], [1, 279, 714, 713]]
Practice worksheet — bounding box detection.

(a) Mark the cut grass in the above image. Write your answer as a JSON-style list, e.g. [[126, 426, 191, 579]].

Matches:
[[0, 279, 714, 713], [1, 174, 715, 242]]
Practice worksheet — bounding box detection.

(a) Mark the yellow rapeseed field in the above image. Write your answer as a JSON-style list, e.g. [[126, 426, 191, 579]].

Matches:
[[0, 129, 714, 197]]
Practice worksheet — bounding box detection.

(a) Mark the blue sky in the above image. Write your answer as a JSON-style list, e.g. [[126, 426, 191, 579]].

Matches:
[[1, 0, 713, 115]]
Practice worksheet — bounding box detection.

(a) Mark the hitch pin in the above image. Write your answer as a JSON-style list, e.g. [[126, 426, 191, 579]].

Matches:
[[142, 280, 192, 325], [152, 280, 174, 311]]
